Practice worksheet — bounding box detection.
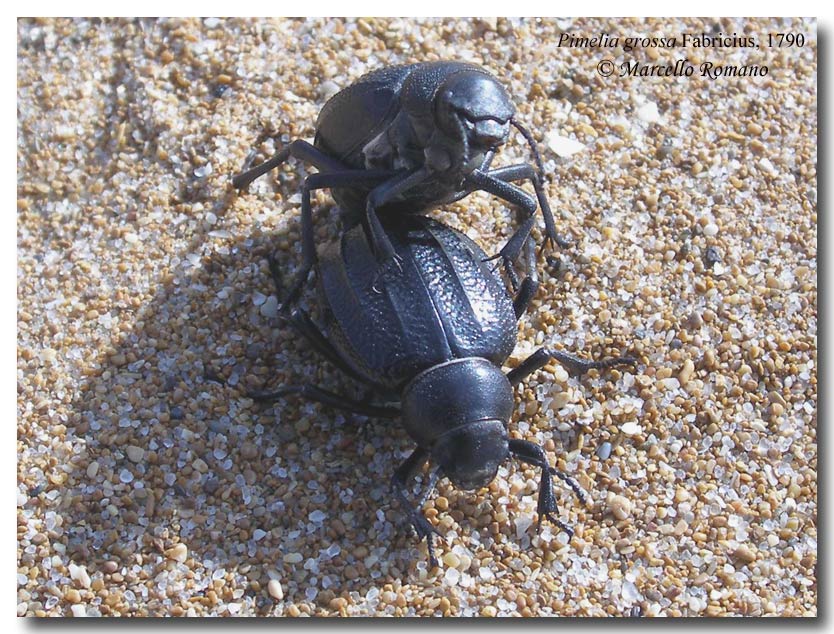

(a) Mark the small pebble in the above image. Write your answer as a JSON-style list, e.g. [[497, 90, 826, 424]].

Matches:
[[166, 543, 188, 563], [703, 222, 719, 237], [620, 422, 642, 436], [240, 442, 258, 460], [284, 552, 303, 564], [318, 80, 340, 101], [68, 563, 91, 589], [125, 446, 144, 463], [267, 579, 284, 601], [609, 495, 632, 521], [596, 442, 612, 460], [733, 544, 757, 565], [260, 296, 279, 318], [547, 131, 585, 157], [703, 246, 722, 268], [678, 359, 695, 386], [636, 101, 660, 123], [442, 552, 461, 568], [64, 588, 81, 604]]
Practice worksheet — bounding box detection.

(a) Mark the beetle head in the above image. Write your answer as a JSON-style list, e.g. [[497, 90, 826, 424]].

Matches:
[[431, 420, 509, 490], [401, 358, 515, 490], [435, 71, 515, 154]]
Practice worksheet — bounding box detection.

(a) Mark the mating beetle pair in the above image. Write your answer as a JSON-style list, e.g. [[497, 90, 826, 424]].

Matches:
[[234, 61, 566, 305], [235, 62, 635, 566]]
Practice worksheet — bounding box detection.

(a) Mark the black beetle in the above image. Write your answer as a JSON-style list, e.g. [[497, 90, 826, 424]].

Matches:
[[251, 215, 634, 566], [233, 61, 566, 307]]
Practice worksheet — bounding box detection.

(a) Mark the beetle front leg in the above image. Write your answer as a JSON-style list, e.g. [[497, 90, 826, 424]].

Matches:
[[464, 168, 542, 286], [509, 439, 582, 536], [475, 163, 572, 251], [507, 347, 637, 387], [391, 448, 441, 569]]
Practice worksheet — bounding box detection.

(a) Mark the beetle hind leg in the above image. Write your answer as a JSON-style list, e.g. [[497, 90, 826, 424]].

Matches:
[[249, 383, 399, 418]]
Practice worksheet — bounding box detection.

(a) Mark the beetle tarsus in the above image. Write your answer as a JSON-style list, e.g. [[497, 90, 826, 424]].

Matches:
[[551, 469, 589, 506], [232, 140, 296, 191], [370, 252, 404, 294], [392, 448, 443, 568], [510, 438, 583, 539], [543, 514, 574, 539], [501, 253, 521, 291], [540, 231, 572, 255], [410, 513, 441, 569]]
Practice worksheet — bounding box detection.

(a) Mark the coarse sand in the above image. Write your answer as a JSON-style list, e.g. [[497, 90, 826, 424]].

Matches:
[[17, 17, 816, 616]]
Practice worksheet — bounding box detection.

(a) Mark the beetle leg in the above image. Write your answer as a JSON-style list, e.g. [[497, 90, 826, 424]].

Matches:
[[465, 169, 538, 217], [507, 347, 637, 387], [281, 307, 374, 385], [551, 469, 588, 507], [417, 466, 442, 509], [483, 209, 536, 298], [487, 250, 521, 291], [265, 256, 369, 382], [479, 163, 572, 251], [477, 149, 497, 172], [365, 167, 431, 287], [249, 384, 400, 418], [497, 204, 538, 269], [232, 139, 349, 191], [391, 448, 441, 569], [280, 168, 399, 309], [464, 168, 543, 290], [508, 439, 580, 537], [512, 234, 539, 320]]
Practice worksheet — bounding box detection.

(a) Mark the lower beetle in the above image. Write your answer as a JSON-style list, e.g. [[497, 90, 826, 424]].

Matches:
[[233, 61, 566, 306], [252, 216, 634, 566]]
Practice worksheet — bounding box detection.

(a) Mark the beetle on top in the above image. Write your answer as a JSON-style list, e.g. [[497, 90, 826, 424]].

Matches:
[[233, 61, 566, 309]]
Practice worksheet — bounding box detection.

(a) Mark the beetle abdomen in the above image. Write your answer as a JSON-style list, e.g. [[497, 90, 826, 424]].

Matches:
[[318, 217, 516, 389], [314, 64, 418, 166]]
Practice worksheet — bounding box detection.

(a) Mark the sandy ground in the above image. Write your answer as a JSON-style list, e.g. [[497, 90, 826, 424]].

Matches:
[[17, 17, 816, 616]]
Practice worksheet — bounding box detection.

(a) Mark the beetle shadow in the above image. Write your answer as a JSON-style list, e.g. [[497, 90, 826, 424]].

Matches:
[[33, 173, 448, 614]]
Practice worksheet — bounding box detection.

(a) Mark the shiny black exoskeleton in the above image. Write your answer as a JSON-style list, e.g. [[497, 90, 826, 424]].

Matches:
[[233, 61, 565, 308], [251, 215, 634, 567]]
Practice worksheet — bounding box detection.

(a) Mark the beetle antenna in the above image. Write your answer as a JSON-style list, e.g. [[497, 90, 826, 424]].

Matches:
[[454, 114, 470, 167], [511, 119, 545, 177]]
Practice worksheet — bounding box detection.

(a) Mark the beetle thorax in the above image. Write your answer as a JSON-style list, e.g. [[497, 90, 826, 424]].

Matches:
[[400, 358, 514, 488]]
